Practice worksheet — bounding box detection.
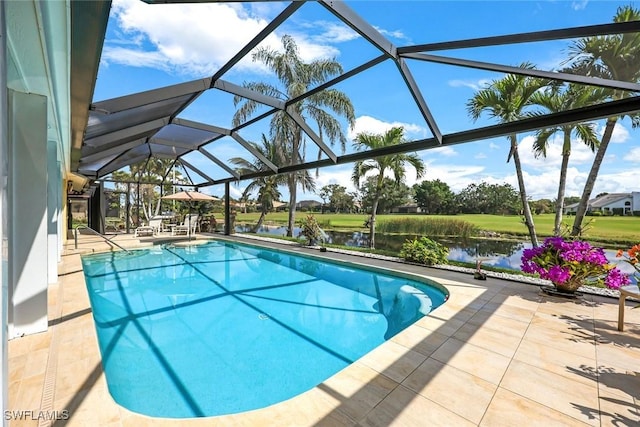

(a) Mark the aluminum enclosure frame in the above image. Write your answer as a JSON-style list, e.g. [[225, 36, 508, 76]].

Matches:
[[73, 0, 640, 188]]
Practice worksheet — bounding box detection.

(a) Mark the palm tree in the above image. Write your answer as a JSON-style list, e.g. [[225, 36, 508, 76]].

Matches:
[[467, 63, 548, 247], [230, 135, 306, 233], [232, 35, 355, 237], [564, 5, 640, 236], [529, 84, 600, 235], [112, 158, 185, 225], [351, 127, 425, 249]]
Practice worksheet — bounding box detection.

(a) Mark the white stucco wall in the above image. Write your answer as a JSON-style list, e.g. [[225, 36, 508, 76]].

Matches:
[[600, 197, 632, 211], [632, 192, 640, 212], [2, 1, 70, 424]]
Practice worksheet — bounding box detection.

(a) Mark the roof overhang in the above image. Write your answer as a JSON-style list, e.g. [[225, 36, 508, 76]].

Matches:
[[70, 0, 111, 173]]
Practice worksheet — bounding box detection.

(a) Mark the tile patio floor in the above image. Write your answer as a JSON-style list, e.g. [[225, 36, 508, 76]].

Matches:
[[7, 232, 640, 426]]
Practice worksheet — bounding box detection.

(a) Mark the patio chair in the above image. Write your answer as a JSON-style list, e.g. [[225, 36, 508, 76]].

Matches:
[[134, 217, 163, 238], [172, 214, 199, 236]]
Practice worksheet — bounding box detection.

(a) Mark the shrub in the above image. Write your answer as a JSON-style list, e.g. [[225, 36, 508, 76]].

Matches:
[[633, 210, 640, 217], [298, 215, 322, 245], [587, 211, 602, 216], [400, 237, 449, 266], [612, 208, 624, 216]]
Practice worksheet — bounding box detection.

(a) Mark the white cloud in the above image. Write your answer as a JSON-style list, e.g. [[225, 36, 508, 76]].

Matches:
[[431, 146, 458, 157], [456, 163, 639, 201], [572, 1, 589, 11], [105, 0, 340, 77], [314, 164, 358, 193], [102, 46, 171, 71], [416, 163, 487, 193], [489, 142, 500, 150], [448, 79, 491, 91], [517, 134, 598, 171], [598, 122, 630, 143], [301, 21, 360, 44], [290, 36, 341, 63], [475, 152, 487, 159], [348, 115, 428, 140], [374, 26, 411, 42], [587, 170, 640, 195], [623, 147, 640, 163]]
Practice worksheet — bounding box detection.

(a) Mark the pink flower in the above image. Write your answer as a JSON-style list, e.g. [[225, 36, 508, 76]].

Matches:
[[521, 237, 630, 290]]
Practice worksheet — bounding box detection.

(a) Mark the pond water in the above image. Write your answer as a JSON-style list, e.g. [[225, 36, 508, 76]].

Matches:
[[236, 225, 637, 280]]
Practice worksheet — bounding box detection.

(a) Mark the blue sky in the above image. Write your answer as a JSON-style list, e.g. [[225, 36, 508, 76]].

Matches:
[[94, 0, 639, 202]]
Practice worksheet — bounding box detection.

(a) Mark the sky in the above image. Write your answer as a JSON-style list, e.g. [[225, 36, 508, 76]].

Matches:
[[93, 0, 640, 202]]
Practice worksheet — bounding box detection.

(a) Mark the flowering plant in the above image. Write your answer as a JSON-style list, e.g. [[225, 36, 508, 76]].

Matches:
[[616, 244, 640, 282], [521, 237, 630, 291]]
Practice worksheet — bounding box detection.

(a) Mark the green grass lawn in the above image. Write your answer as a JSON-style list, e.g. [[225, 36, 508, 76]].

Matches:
[[235, 212, 639, 245]]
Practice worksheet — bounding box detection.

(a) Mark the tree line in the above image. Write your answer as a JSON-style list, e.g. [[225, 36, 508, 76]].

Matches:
[[316, 178, 580, 217]]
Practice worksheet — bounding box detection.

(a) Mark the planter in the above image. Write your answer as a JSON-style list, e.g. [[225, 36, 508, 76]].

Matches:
[[553, 280, 584, 293], [540, 282, 584, 299]]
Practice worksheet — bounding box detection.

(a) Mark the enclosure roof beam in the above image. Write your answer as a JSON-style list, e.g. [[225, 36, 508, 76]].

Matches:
[[397, 21, 640, 54], [179, 159, 215, 184], [210, 1, 306, 82], [396, 58, 442, 143], [319, 0, 396, 58], [213, 79, 286, 110], [286, 54, 388, 108], [209, 95, 640, 184], [84, 117, 169, 147], [199, 147, 240, 179], [286, 108, 337, 163], [402, 53, 640, 92], [91, 78, 211, 114], [162, 159, 179, 182], [97, 154, 150, 178], [81, 138, 146, 164], [231, 132, 279, 172]]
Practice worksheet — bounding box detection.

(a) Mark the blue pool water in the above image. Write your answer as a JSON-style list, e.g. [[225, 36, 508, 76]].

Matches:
[[81, 241, 448, 418]]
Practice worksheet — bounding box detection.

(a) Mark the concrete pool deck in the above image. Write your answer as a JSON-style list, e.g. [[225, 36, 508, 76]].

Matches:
[[7, 232, 640, 426]]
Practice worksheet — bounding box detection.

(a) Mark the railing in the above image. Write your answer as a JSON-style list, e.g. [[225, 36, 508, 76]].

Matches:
[[74, 225, 132, 253]]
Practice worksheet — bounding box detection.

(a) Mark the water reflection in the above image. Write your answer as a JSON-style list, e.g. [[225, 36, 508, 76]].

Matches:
[[235, 225, 636, 281]]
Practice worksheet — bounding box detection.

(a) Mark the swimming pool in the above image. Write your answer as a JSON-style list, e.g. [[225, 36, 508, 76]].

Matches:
[[81, 240, 448, 418]]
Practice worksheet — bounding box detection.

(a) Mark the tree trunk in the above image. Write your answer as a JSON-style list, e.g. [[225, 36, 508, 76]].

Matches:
[[554, 131, 571, 236], [510, 134, 539, 247], [141, 200, 151, 223], [287, 174, 296, 237], [369, 197, 379, 249], [286, 131, 303, 237], [252, 211, 267, 233], [571, 117, 617, 236], [369, 175, 384, 249]]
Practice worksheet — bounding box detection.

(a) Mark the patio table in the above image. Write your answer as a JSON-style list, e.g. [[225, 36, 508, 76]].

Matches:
[[618, 284, 640, 331]]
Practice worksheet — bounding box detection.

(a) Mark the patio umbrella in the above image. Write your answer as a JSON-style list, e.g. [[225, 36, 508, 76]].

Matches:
[[162, 191, 220, 203], [161, 191, 219, 238]]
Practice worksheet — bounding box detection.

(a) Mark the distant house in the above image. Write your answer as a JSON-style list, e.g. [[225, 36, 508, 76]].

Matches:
[[272, 201, 288, 212], [296, 200, 322, 211], [391, 203, 422, 214], [564, 192, 640, 216], [255, 200, 287, 212]]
